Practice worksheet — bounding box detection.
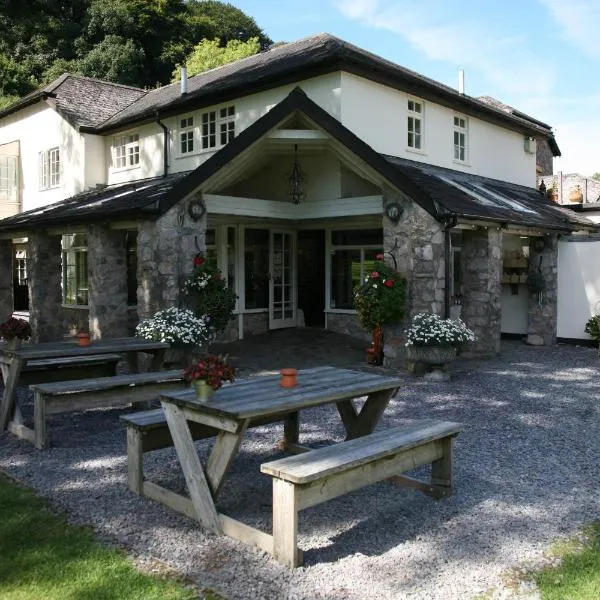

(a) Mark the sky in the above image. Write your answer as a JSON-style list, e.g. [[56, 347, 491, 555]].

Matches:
[[232, 0, 600, 176]]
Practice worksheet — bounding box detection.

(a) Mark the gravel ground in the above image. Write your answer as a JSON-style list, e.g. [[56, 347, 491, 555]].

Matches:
[[1, 340, 599, 600]]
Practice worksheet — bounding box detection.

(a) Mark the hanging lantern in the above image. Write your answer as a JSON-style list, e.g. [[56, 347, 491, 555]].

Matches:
[[287, 144, 305, 204]]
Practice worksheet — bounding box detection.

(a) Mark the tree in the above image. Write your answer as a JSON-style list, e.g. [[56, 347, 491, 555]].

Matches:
[[592, 173, 600, 181], [174, 37, 261, 79]]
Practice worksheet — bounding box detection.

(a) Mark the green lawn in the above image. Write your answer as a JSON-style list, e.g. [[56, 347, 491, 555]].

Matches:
[[536, 522, 600, 600], [0, 471, 202, 600]]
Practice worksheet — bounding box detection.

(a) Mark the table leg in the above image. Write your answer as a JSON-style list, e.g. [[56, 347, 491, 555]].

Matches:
[[0, 357, 24, 430], [126, 351, 139, 374], [162, 402, 222, 534], [336, 388, 397, 440], [206, 418, 250, 497]]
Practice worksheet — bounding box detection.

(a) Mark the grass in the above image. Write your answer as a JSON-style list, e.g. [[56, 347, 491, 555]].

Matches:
[[535, 522, 600, 600], [0, 471, 205, 600]]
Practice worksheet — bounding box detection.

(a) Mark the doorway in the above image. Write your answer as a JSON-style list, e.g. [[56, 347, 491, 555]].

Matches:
[[297, 230, 325, 327]]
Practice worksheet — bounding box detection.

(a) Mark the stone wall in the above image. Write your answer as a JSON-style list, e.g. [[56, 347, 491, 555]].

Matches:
[[0, 240, 13, 319], [326, 312, 369, 341], [137, 193, 205, 319], [243, 312, 268, 337], [460, 228, 503, 354], [538, 173, 600, 205], [382, 187, 446, 367], [28, 232, 63, 342], [527, 234, 558, 346], [87, 225, 128, 339]]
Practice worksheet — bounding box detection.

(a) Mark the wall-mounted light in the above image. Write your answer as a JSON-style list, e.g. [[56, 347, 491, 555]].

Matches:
[[288, 144, 305, 204], [384, 201, 403, 224], [187, 196, 206, 221]]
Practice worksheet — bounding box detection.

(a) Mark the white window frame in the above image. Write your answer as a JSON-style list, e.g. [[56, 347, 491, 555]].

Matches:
[[112, 133, 140, 170], [178, 115, 195, 155], [407, 98, 424, 151], [39, 147, 61, 190], [326, 228, 383, 313], [200, 105, 235, 151], [453, 115, 468, 163], [61, 233, 88, 307], [0, 155, 18, 201]]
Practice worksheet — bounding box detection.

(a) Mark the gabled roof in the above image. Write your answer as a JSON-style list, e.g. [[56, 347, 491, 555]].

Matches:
[[96, 33, 555, 141], [0, 87, 589, 235], [0, 74, 146, 129]]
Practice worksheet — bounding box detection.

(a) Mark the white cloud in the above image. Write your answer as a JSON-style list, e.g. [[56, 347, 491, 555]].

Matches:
[[537, 0, 600, 60], [334, 0, 555, 97]]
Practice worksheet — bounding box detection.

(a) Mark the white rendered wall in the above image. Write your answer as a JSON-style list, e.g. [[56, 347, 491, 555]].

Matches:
[[0, 104, 90, 212], [340, 73, 536, 187], [107, 73, 342, 184], [557, 238, 600, 339], [500, 234, 529, 334]]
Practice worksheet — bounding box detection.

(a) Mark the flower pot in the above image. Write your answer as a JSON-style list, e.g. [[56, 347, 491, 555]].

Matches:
[[568, 185, 583, 203], [406, 345, 458, 365], [280, 368, 298, 388], [193, 379, 215, 402], [77, 332, 90, 347]]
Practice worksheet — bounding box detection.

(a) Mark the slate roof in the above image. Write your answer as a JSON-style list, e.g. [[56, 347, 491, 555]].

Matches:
[[96, 33, 556, 141], [0, 74, 146, 129], [0, 173, 188, 232], [0, 87, 589, 235]]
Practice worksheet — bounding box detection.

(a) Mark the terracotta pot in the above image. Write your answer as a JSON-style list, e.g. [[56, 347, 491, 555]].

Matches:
[[406, 345, 458, 365], [280, 368, 298, 388], [77, 332, 90, 347], [568, 185, 583, 203], [193, 379, 214, 402]]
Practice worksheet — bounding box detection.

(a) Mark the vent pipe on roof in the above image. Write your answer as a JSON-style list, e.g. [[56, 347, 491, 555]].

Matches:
[[458, 69, 465, 94], [180, 67, 188, 95]]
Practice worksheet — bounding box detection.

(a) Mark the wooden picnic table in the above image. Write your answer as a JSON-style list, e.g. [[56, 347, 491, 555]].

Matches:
[[153, 365, 403, 556], [0, 337, 169, 432]]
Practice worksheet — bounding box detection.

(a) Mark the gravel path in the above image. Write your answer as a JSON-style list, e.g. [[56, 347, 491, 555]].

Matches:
[[1, 340, 599, 599]]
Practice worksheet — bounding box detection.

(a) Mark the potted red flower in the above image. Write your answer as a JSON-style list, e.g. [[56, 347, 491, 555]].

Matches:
[[0, 317, 32, 351], [184, 354, 235, 401]]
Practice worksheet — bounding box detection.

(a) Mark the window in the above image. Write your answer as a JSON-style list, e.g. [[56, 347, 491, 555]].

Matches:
[[0, 156, 17, 201], [15, 250, 27, 286], [113, 134, 140, 169], [179, 116, 194, 154], [244, 228, 269, 309], [407, 99, 423, 150], [201, 105, 235, 151], [62, 234, 88, 306], [39, 148, 60, 190], [329, 229, 383, 310], [453, 115, 467, 162]]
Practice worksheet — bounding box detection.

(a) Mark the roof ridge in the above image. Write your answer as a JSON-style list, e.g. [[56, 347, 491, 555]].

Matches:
[[58, 73, 146, 93]]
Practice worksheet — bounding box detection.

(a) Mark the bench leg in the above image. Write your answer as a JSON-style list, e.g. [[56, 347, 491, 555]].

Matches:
[[34, 392, 48, 450], [127, 428, 144, 494], [431, 437, 454, 497], [272, 479, 301, 567]]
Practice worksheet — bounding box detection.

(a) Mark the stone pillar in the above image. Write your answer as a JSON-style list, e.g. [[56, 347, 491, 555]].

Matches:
[[137, 194, 204, 321], [28, 232, 63, 342], [460, 227, 502, 354], [0, 239, 13, 320], [382, 188, 446, 367], [527, 235, 558, 346], [87, 225, 128, 339]]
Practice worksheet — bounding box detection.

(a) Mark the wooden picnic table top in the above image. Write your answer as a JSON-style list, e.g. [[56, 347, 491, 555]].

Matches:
[[0, 337, 169, 361], [160, 366, 403, 421]]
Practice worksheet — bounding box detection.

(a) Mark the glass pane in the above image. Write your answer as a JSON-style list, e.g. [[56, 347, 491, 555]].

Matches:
[[244, 228, 269, 309], [330, 249, 360, 309]]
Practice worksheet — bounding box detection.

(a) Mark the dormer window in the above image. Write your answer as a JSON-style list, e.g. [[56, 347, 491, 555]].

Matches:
[[113, 134, 140, 169], [407, 98, 423, 150], [179, 116, 194, 154]]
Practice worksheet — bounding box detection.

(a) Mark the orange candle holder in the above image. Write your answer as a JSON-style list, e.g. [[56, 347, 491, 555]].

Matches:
[[77, 332, 91, 347], [280, 368, 298, 388]]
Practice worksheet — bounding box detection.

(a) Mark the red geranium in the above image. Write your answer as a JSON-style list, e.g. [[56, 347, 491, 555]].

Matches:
[[184, 353, 235, 390], [193, 255, 205, 266], [0, 317, 31, 341], [371, 271, 380, 278], [384, 279, 394, 288], [375, 253, 385, 260]]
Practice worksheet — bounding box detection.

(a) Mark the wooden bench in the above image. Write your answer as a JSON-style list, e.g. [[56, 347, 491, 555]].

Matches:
[[28, 370, 186, 450], [19, 354, 122, 385], [260, 420, 464, 567]]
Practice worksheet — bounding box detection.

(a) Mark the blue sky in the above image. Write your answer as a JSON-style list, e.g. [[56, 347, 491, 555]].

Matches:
[[232, 0, 599, 176]]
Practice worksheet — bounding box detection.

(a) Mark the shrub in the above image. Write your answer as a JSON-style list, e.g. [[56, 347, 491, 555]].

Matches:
[[584, 314, 600, 342], [182, 255, 237, 336], [354, 256, 406, 333]]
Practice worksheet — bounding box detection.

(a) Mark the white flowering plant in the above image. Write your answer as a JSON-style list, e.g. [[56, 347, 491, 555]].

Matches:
[[405, 313, 475, 348], [135, 307, 211, 349]]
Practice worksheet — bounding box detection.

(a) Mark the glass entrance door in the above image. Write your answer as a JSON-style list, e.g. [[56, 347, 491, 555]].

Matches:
[[269, 230, 296, 329]]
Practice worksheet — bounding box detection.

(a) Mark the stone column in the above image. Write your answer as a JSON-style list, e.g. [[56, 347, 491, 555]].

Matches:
[[460, 227, 502, 354], [137, 194, 205, 321], [527, 234, 558, 346], [0, 239, 13, 320], [87, 225, 128, 339], [28, 232, 63, 342], [382, 188, 446, 367]]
